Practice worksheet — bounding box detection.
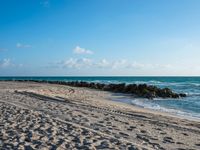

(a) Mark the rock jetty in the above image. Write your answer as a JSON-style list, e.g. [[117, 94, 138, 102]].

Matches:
[[11, 80, 187, 99]]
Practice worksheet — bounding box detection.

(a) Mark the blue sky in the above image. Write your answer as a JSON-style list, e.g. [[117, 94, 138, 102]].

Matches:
[[0, 0, 200, 76]]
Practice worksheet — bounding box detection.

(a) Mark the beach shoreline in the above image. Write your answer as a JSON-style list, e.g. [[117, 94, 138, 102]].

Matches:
[[109, 93, 200, 122], [1, 81, 200, 149]]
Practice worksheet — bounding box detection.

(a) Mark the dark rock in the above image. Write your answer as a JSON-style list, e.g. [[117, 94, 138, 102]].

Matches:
[[10, 80, 187, 99], [129, 84, 138, 93], [179, 93, 187, 97], [113, 83, 126, 92], [102, 84, 110, 91]]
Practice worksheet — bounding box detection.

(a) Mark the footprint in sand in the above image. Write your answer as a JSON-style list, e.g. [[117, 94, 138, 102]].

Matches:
[[182, 133, 189, 136], [163, 136, 174, 143], [176, 142, 184, 145], [119, 132, 129, 137], [127, 126, 136, 131], [160, 132, 167, 135], [140, 130, 147, 134], [106, 121, 112, 126], [154, 128, 162, 131], [127, 128, 133, 131], [195, 143, 200, 146], [98, 120, 104, 124]]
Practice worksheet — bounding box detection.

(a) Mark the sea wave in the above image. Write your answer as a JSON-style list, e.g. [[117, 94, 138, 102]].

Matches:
[[187, 93, 200, 96], [130, 99, 200, 120]]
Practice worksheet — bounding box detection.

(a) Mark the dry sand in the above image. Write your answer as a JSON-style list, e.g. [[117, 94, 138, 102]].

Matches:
[[0, 81, 200, 150]]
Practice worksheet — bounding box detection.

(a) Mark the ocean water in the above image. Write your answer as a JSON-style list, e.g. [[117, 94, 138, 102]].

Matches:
[[0, 76, 200, 120]]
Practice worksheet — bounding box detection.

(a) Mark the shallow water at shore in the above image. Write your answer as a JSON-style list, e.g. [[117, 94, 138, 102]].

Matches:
[[111, 95, 200, 121]]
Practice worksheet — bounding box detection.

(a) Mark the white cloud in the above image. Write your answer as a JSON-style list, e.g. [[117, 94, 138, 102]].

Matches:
[[51, 58, 181, 75], [112, 59, 127, 69], [0, 59, 24, 69], [73, 46, 93, 54], [0, 59, 12, 68], [62, 58, 93, 69], [55, 58, 172, 71], [96, 59, 146, 70], [96, 59, 110, 68], [96, 59, 130, 69], [47, 57, 200, 75], [16, 43, 31, 48], [128, 62, 145, 69]]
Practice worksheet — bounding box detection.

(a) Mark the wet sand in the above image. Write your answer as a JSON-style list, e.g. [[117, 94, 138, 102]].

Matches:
[[0, 81, 200, 150]]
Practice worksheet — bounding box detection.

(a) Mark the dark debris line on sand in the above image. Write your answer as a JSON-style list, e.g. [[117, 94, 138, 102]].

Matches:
[[10, 80, 187, 99]]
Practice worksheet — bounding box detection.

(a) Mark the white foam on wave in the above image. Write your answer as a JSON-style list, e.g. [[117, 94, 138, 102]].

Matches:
[[130, 80, 183, 88], [187, 82, 200, 87], [188, 93, 200, 96], [130, 98, 200, 121]]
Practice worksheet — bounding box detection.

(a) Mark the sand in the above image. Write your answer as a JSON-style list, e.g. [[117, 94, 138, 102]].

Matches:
[[0, 81, 200, 150]]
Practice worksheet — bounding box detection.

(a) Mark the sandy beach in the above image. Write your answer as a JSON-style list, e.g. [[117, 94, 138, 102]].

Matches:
[[0, 81, 200, 150]]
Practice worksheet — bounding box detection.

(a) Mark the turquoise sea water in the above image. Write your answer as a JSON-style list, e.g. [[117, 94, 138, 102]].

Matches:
[[1, 76, 200, 120]]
